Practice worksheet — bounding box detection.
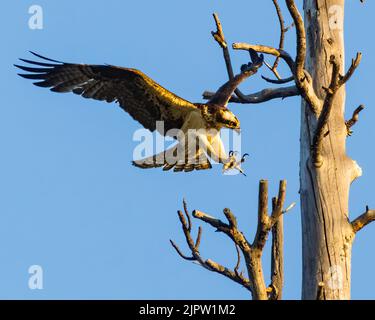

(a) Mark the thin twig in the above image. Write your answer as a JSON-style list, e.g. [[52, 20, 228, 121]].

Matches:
[[183, 198, 192, 232], [311, 51, 361, 167], [195, 226, 202, 249], [170, 240, 195, 261], [170, 201, 252, 292], [262, 75, 295, 84], [234, 245, 241, 277], [210, 13, 250, 102], [209, 13, 298, 105], [264, 60, 282, 80], [272, 0, 286, 71], [202, 85, 299, 104], [172, 181, 293, 300]]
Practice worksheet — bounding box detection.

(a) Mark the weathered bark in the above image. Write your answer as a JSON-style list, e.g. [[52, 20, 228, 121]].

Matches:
[[300, 0, 361, 299], [172, 180, 289, 300]]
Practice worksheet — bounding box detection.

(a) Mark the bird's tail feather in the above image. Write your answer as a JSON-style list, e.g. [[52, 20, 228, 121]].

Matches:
[[132, 144, 212, 172]]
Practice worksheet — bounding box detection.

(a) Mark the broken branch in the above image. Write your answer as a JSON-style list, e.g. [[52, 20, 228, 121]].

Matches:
[[351, 206, 375, 233], [252, 180, 287, 251], [170, 203, 252, 291], [311, 51, 361, 167], [346, 105, 364, 136], [209, 13, 253, 102], [339, 52, 362, 86], [311, 55, 341, 168]]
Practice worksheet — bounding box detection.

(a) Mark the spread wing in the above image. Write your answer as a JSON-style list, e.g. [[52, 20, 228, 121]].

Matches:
[[15, 52, 197, 133]]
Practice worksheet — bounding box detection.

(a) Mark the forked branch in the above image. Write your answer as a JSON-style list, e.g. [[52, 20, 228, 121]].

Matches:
[[210, 13, 252, 103], [205, 13, 299, 104], [253, 180, 286, 250], [171, 180, 294, 300], [346, 105, 365, 136], [232, 0, 321, 113], [311, 53, 362, 167], [170, 206, 252, 291], [339, 53, 362, 85]]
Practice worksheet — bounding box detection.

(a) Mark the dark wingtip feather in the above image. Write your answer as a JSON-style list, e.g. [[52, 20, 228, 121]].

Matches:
[[29, 51, 63, 63], [14, 64, 52, 73], [19, 58, 59, 67], [72, 88, 84, 95], [17, 73, 47, 80], [33, 81, 52, 88]]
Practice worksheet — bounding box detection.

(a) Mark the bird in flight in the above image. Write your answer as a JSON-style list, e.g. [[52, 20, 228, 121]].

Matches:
[[15, 50, 263, 174]]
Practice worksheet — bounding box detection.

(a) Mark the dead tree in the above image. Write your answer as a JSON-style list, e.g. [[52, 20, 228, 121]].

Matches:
[[172, 0, 374, 300]]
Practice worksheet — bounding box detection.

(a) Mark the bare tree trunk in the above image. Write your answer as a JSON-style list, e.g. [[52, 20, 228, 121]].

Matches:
[[300, 0, 361, 299], [174, 1, 374, 300]]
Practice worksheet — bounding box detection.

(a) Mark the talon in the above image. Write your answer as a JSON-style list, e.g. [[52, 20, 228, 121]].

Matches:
[[222, 151, 249, 176], [241, 153, 249, 163], [345, 123, 353, 136]]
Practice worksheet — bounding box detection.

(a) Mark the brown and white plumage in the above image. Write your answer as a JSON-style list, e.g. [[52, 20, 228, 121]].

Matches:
[[15, 51, 263, 173]]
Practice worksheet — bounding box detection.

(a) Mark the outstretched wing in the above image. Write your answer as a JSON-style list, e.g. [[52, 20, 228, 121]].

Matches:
[[15, 52, 197, 133]]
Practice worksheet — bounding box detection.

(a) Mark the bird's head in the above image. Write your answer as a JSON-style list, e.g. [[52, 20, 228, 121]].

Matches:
[[215, 109, 240, 132]]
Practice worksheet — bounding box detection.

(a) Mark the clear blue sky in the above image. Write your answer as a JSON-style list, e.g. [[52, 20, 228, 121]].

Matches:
[[1, 1, 374, 299]]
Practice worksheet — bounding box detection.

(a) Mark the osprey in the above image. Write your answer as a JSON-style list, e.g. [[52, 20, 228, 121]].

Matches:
[[15, 51, 263, 174]]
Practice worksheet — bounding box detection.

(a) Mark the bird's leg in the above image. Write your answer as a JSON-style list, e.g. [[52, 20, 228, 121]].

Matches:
[[222, 151, 249, 176], [196, 133, 249, 176]]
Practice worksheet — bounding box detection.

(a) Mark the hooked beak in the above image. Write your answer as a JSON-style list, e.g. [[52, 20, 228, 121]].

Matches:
[[234, 127, 241, 134]]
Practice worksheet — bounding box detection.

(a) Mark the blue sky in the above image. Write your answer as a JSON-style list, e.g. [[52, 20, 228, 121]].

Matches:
[[1, 1, 374, 299]]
